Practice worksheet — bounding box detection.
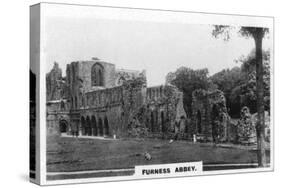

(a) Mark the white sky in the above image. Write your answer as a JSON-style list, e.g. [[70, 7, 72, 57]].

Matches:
[[44, 7, 271, 87]]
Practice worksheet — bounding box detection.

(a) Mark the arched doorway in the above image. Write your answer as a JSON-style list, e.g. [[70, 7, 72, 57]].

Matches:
[[98, 118, 103, 136], [196, 110, 202, 134], [150, 112, 154, 132], [155, 111, 158, 131], [91, 116, 97, 136], [59, 120, 68, 134], [74, 96, 78, 109], [211, 104, 220, 141], [86, 116, 91, 136], [161, 111, 165, 132], [81, 116, 86, 135], [104, 116, 109, 136]]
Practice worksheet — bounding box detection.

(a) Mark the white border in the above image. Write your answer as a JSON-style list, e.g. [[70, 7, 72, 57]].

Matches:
[[38, 2, 274, 185], [40, 3, 47, 185]]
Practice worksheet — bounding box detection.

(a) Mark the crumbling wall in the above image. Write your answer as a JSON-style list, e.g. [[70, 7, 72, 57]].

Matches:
[[46, 100, 70, 137], [208, 90, 229, 142], [46, 63, 71, 137], [191, 89, 210, 140], [46, 59, 186, 140], [46, 62, 63, 101], [84, 86, 123, 108], [79, 86, 124, 137], [122, 76, 147, 137], [146, 85, 187, 139], [191, 89, 229, 142]]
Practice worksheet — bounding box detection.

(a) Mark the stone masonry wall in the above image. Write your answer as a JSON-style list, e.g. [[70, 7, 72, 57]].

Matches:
[[145, 85, 187, 139], [46, 59, 187, 140], [46, 62, 63, 101], [191, 89, 229, 142]]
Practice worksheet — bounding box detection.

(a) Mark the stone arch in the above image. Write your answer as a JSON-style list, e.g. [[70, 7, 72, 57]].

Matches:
[[60, 100, 65, 110], [59, 120, 68, 134], [196, 110, 202, 134], [81, 96, 85, 107], [91, 115, 97, 136], [161, 111, 166, 132], [160, 86, 163, 97], [91, 63, 104, 87], [150, 112, 155, 132], [86, 116, 91, 136], [104, 116, 109, 136], [98, 117, 103, 136], [74, 96, 78, 109], [155, 110, 158, 131], [81, 116, 86, 135], [211, 104, 220, 140], [71, 97, 73, 108]]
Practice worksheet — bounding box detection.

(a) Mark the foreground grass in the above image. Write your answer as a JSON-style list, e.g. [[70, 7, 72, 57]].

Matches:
[[47, 136, 270, 172]]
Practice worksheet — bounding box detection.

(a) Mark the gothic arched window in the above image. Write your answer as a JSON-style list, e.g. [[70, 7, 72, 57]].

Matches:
[[91, 63, 104, 86]]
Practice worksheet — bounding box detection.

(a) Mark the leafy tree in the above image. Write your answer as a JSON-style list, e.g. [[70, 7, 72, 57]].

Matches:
[[211, 66, 245, 117], [211, 50, 270, 117], [166, 67, 211, 115], [233, 50, 271, 114], [213, 26, 269, 167]]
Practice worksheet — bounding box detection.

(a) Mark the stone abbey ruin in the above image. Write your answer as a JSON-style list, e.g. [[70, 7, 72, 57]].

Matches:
[[47, 59, 186, 139], [46, 58, 259, 143]]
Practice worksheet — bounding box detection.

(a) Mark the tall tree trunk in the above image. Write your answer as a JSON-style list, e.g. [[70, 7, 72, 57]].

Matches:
[[254, 29, 266, 167]]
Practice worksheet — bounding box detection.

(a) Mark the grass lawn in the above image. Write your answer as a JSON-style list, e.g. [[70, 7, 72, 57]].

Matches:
[[47, 136, 270, 173]]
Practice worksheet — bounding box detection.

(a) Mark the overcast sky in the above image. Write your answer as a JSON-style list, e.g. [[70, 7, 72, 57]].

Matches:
[[44, 17, 271, 86]]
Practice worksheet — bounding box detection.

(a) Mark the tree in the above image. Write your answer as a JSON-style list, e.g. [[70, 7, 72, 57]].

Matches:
[[211, 66, 245, 117], [237, 50, 271, 113], [211, 50, 270, 117], [166, 67, 211, 115], [213, 26, 269, 167]]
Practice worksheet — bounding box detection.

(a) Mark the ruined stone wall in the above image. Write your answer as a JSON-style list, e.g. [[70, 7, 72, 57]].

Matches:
[[84, 86, 123, 109], [79, 106, 123, 137], [79, 86, 124, 137], [66, 62, 80, 110], [46, 63, 71, 137], [78, 60, 116, 91], [146, 85, 187, 139], [46, 59, 186, 140], [46, 100, 70, 137], [121, 77, 147, 137], [69, 79, 147, 138], [46, 62, 63, 101], [191, 89, 229, 142], [66, 60, 116, 110]]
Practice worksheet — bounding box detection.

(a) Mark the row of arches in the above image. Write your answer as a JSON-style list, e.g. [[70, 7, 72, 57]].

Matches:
[[149, 111, 166, 133], [147, 86, 164, 100], [70, 88, 123, 110], [195, 105, 221, 135], [81, 115, 109, 136], [70, 96, 78, 109]]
